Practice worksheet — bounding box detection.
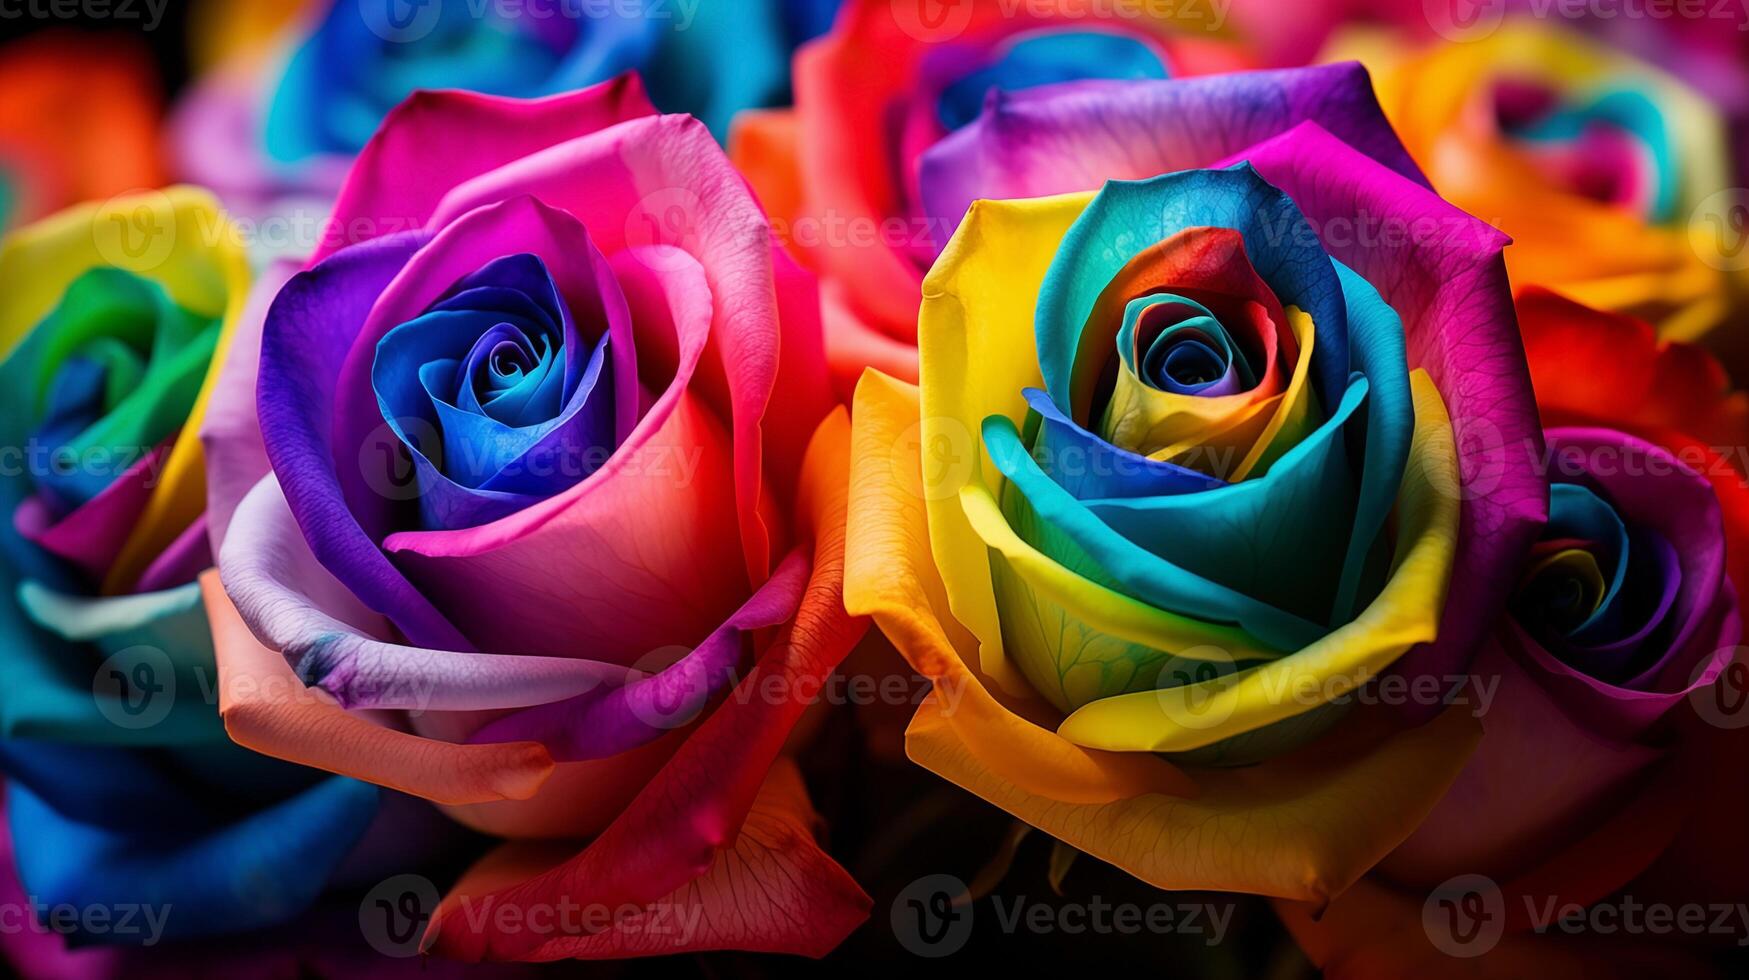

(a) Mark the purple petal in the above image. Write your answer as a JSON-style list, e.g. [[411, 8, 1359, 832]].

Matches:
[[919, 62, 1427, 250], [254, 228, 472, 650]]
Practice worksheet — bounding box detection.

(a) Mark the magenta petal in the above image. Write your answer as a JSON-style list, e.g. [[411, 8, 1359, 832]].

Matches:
[[315, 75, 658, 266], [468, 548, 811, 760], [133, 514, 212, 595], [1378, 630, 1666, 889], [1236, 122, 1547, 710], [14, 439, 174, 583]]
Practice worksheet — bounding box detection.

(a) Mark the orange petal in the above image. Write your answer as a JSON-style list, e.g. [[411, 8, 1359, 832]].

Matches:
[[843, 370, 1192, 804], [728, 108, 809, 265], [0, 34, 163, 226], [200, 571, 556, 806]]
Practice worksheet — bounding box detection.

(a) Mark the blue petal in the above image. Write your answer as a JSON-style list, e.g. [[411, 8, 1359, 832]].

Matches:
[[7, 775, 377, 944], [1036, 164, 1351, 421], [937, 29, 1169, 131], [1021, 388, 1225, 500]]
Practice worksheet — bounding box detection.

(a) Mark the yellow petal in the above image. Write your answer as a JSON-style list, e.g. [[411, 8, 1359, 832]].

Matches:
[[909, 694, 1480, 901], [844, 369, 1195, 804], [917, 192, 1094, 697]]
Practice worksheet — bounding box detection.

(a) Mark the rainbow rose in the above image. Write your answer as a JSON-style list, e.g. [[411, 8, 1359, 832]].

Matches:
[[844, 65, 1543, 899], [171, 0, 843, 225], [202, 76, 871, 962], [730, 0, 1254, 393], [1279, 290, 1749, 977], [0, 189, 406, 944], [1327, 21, 1744, 340]]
